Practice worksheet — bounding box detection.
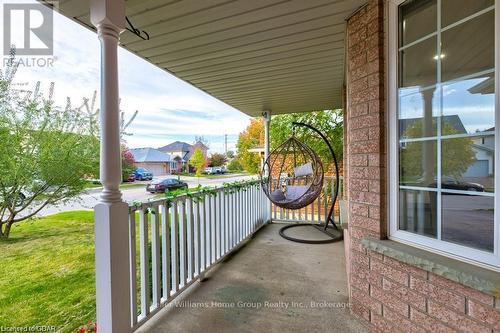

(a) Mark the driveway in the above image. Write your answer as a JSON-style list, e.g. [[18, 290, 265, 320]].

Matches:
[[27, 173, 257, 217]]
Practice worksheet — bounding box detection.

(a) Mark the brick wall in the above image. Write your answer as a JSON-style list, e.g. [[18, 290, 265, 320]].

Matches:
[[344, 1, 500, 332]]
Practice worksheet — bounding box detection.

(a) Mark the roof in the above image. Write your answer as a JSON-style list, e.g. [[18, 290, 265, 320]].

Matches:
[[130, 148, 172, 162], [399, 115, 467, 136], [40, 0, 366, 117], [158, 141, 193, 153]]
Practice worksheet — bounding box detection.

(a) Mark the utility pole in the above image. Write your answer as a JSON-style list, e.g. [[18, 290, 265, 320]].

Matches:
[[224, 134, 228, 155]]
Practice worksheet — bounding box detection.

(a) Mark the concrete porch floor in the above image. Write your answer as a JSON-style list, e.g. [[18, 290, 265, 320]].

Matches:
[[137, 223, 370, 333]]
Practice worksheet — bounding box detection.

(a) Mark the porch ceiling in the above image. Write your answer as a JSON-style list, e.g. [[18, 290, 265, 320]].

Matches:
[[44, 0, 366, 116]]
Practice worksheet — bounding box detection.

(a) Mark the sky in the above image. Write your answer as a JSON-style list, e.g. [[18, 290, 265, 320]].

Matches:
[[0, 0, 250, 154]]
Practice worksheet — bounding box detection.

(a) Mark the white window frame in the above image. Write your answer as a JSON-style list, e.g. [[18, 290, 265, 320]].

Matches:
[[388, 0, 500, 270]]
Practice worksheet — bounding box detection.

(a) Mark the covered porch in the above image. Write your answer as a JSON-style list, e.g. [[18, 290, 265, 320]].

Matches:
[[135, 223, 367, 333], [43, 0, 372, 332]]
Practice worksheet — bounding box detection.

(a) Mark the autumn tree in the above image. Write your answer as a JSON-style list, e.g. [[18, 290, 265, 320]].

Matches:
[[208, 153, 227, 167], [236, 118, 264, 174], [270, 110, 343, 165], [122, 146, 135, 181], [400, 120, 476, 183], [190, 148, 207, 181]]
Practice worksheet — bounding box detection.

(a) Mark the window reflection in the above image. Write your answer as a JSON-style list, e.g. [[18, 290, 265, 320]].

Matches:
[[441, 0, 493, 28], [399, 37, 437, 89], [399, 189, 437, 237], [399, 88, 439, 139], [399, 0, 437, 46], [399, 140, 436, 187], [441, 11, 494, 82], [442, 137, 494, 192], [442, 194, 494, 252], [442, 75, 495, 135]]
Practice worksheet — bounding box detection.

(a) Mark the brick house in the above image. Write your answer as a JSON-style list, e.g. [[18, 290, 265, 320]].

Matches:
[[344, 1, 500, 331], [44, 0, 500, 331], [158, 140, 209, 173]]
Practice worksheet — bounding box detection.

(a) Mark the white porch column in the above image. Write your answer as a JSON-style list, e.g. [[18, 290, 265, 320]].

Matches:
[[263, 110, 272, 221], [90, 1, 131, 332]]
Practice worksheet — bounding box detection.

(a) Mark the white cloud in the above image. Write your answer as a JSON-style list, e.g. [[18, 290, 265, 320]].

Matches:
[[2, 0, 251, 153]]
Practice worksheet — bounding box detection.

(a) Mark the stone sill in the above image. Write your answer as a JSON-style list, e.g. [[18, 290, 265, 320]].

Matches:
[[362, 238, 500, 298]]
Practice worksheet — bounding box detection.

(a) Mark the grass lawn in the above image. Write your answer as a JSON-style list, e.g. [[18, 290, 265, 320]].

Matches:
[[0, 211, 95, 332]]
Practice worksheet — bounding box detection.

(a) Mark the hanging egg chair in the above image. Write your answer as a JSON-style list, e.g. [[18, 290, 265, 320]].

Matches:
[[260, 121, 342, 244], [261, 135, 324, 210]]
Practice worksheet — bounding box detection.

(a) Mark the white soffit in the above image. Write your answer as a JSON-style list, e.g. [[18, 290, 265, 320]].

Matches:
[[43, 0, 366, 116]]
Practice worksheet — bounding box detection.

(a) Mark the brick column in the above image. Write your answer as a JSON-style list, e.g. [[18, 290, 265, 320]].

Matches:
[[344, 1, 500, 332], [345, 0, 386, 324]]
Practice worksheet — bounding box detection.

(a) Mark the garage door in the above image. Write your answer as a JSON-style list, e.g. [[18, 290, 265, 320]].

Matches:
[[464, 160, 489, 177], [147, 164, 167, 176]]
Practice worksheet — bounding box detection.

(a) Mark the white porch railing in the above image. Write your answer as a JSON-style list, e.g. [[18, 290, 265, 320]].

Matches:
[[272, 176, 343, 224], [127, 181, 269, 331]]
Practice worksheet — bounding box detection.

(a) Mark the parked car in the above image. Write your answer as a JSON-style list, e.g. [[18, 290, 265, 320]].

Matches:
[[133, 168, 153, 181], [124, 174, 135, 182], [405, 176, 485, 192], [204, 167, 215, 174], [147, 178, 188, 193], [213, 166, 226, 174]]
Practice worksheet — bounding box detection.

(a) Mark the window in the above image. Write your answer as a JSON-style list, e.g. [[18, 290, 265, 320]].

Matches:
[[389, 0, 499, 268]]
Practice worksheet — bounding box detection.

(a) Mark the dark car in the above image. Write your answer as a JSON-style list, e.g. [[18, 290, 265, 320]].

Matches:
[[406, 176, 485, 192], [439, 176, 484, 192], [133, 168, 153, 181], [124, 174, 135, 182], [147, 178, 188, 193]]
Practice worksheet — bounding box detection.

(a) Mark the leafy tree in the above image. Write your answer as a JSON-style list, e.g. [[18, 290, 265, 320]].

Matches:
[[226, 150, 235, 159], [227, 158, 243, 172], [0, 56, 99, 238], [189, 148, 207, 180], [269, 110, 343, 168], [236, 118, 264, 174], [400, 120, 476, 182], [122, 146, 135, 181], [208, 153, 227, 167]]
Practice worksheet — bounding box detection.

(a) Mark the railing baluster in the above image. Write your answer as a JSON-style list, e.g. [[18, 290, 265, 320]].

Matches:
[[129, 208, 138, 326], [179, 200, 187, 288], [139, 208, 150, 317], [188, 197, 194, 281], [161, 202, 171, 302], [151, 204, 161, 310], [196, 195, 202, 276], [171, 201, 179, 294]]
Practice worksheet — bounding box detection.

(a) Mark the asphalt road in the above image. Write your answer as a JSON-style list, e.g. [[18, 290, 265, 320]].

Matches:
[[26, 173, 257, 217]]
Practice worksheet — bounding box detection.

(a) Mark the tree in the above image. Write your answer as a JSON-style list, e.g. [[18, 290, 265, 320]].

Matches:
[[236, 118, 264, 174], [400, 120, 476, 183], [122, 146, 135, 181], [227, 158, 243, 172], [269, 110, 343, 168], [189, 148, 206, 180], [209, 153, 227, 167], [226, 150, 235, 159], [0, 56, 99, 238]]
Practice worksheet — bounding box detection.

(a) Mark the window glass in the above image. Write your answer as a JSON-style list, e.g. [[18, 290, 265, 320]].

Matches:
[[399, 189, 437, 237], [399, 36, 437, 89], [397, 0, 496, 259], [441, 0, 494, 28], [441, 74, 495, 135], [399, 88, 439, 139], [441, 11, 494, 82], [399, 140, 437, 187], [441, 136, 494, 193], [441, 194, 494, 252], [399, 0, 437, 46]]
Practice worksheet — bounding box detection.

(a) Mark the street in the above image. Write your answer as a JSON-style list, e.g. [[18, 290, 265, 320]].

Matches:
[[27, 173, 257, 217]]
